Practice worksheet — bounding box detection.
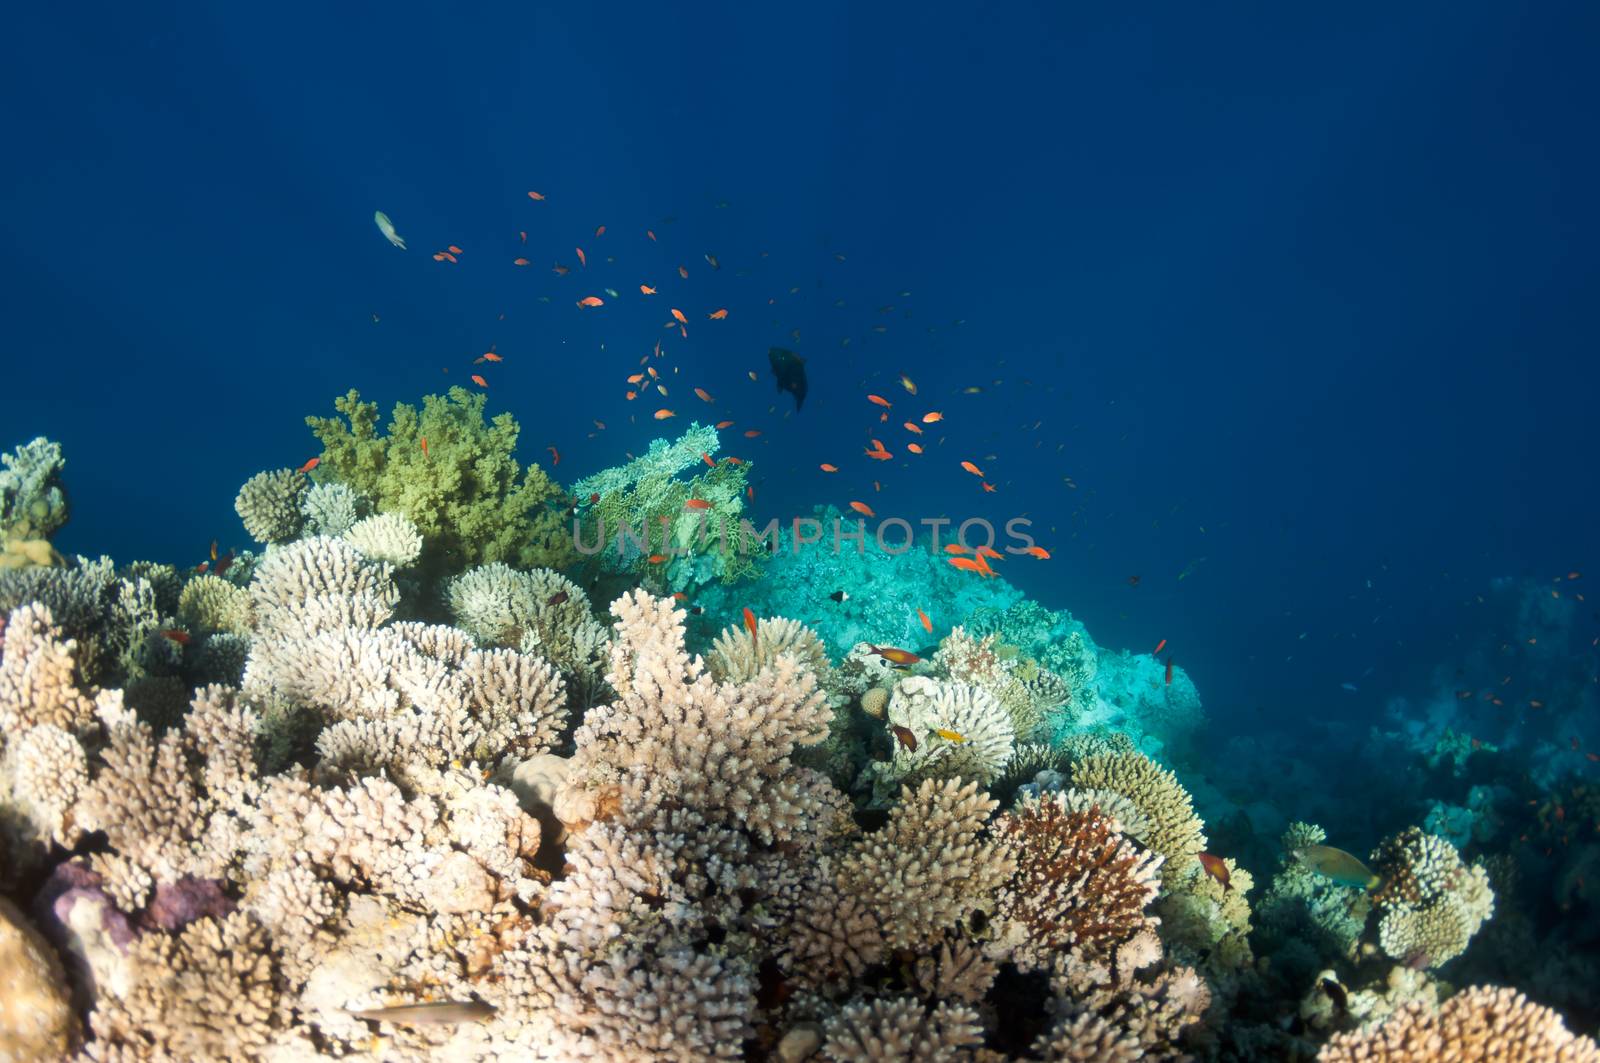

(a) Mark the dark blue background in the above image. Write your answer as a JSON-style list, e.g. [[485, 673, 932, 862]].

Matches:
[[3, 2, 1596, 736]]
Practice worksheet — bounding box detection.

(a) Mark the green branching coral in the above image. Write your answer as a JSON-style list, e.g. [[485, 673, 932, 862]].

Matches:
[[304, 388, 573, 576], [0, 437, 69, 542]]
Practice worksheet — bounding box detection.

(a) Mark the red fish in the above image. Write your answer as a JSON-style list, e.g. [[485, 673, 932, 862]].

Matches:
[[1165, 658, 1174, 686], [161, 629, 191, 646], [420, 437, 428, 457], [849, 501, 875, 518], [471, 374, 488, 388], [743, 607, 759, 644], [1197, 852, 1230, 890], [685, 499, 712, 510], [297, 457, 320, 474], [1152, 638, 1167, 656], [576, 247, 587, 267], [547, 446, 560, 466], [715, 420, 736, 430], [917, 609, 933, 633], [527, 190, 546, 200], [209, 539, 218, 561], [708, 309, 728, 320], [890, 725, 919, 752]]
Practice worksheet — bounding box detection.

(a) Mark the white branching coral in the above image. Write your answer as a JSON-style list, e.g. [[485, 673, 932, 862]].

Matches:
[[1368, 828, 1495, 969], [299, 480, 365, 537], [707, 614, 832, 685], [0, 602, 96, 734], [343, 512, 424, 567], [867, 675, 1015, 796], [3, 722, 89, 847], [821, 997, 985, 1062], [836, 778, 1013, 953], [234, 468, 308, 544], [176, 574, 252, 635], [247, 535, 397, 642], [446, 562, 610, 695], [1317, 985, 1600, 1062], [557, 589, 834, 844]]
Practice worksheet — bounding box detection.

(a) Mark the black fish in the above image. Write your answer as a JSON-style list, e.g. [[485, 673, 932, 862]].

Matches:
[[768, 347, 807, 411], [830, 590, 849, 603]]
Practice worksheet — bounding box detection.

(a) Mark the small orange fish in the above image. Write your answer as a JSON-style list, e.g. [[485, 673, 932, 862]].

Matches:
[[715, 420, 735, 429], [578, 296, 604, 307], [297, 457, 320, 474], [907, 442, 925, 454], [672, 592, 687, 601], [1024, 546, 1050, 559], [944, 544, 970, 554], [161, 629, 191, 646], [209, 539, 218, 561], [744, 607, 758, 643], [471, 374, 488, 388], [432, 253, 446, 261], [819, 463, 839, 473], [891, 725, 918, 752], [917, 608, 933, 633], [977, 545, 1003, 560], [685, 499, 712, 510], [981, 482, 996, 493], [723, 456, 744, 465], [678, 265, 689, 279], [513, 257, 530, 266], [933, 728, 966, 743], [482, 352, 503, 362], [448, 245, 463, 254], [849, 501, 876, 517], [903, 422, 923, 435], [576, 247, 587, 267], [640, 285, 657, 295], [654, 409, 676, 420], [1152, 638, 1167, 655], [960, 461, 984, 476], [420, 437, 428, 456], [527, 191, 546, 200], [647, 554, 669, 564], [948, 556, 990, 577], [547, 446, 560, 465], [625, 390, 637, 401], [1197, 853, 1231, 890], [701, 452, 716, 468], [628, 373, 646, 385], [594, 225, 606, 237], [743, 429, 762, 438], [694, 388, 714, 403], [708, 309, 728, 320], [870, 645, 921, 665], [441, 252, 458, 263], [867, 394, 892, 408], [647, 229, 657, 241], [921, 411, 943, 423], [670, 308, 687, 324], [553, 264, 571, 276]]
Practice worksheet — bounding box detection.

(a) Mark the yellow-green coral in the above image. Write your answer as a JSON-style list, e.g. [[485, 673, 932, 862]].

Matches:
[[305, 388, 573, 575], [1069, 750, 1207, 884], [177, 575, 252, 635]]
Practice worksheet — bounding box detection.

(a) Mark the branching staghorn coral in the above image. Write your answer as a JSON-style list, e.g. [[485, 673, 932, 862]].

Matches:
[[0, 436, 69, 544], [707, 614, 832, 685], [305, 387, 574, 575], [1368, 827, 1494, 969], [1317, 985, 1600, 1062], [992, 796, 1163, 972], [343, 512, 423, 567], [234, 468, 309, 544], [864, 675, 1016, 801], [1069, 749, 1207, 885], [820, 997, 985, 1062], [444, 562, 609, 701]]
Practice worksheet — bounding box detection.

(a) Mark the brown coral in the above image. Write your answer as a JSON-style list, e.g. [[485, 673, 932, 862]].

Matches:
[[1317, 985, 1600, 1062]]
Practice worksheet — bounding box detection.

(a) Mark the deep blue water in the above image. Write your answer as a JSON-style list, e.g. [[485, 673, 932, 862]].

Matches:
[[3, 1, 1597, 746]]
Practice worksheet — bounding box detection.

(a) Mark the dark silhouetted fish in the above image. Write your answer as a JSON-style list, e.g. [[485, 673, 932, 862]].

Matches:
[[768, 347, 807, 410]]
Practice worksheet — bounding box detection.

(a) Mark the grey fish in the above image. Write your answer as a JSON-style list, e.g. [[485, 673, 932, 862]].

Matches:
[[348, 999, 496, 1025]]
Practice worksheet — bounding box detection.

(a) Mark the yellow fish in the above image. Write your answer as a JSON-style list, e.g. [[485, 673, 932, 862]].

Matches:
[[933, 728, 966, 743], [373, 211, 405, 249]]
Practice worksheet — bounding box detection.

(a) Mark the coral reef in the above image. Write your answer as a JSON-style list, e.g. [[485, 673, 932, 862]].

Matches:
[[0, 437, 69, 552], [1318, 985, 1600, 1061], [234, 468, 308, 545]]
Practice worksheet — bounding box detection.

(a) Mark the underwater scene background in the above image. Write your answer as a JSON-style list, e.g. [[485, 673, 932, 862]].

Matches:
[[2, 2, 1599, 1059]]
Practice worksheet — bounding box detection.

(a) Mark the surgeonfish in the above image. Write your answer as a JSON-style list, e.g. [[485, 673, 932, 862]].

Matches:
[[373, 211, 405, 249], [1294, 844, 1381, 889], [348, 999, 496, 1025]]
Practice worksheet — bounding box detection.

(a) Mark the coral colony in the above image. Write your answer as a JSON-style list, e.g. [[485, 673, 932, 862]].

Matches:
[[1, 402, 1597, 1061]]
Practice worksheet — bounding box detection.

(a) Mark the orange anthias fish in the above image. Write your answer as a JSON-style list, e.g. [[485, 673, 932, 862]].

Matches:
[[527, 191, 546, 200], [922, 411, 943, 423], [976, 545, 1003, 561], [891, 725, 918, 752], [715, 420, 736, 429], [1197, 853, 1231, 890], [684, 499, 712, 510], [907, 443, 924, 454], [694, 388, 715, 403], [482, 352, 503, 362], [870, 645, 921, 666], [948, 556, 993, 578], [420, 437, 428, 457], [654, 409, 676, 420], [578, 296, 604, 307], [917, 608, 933, 633], [447, 245, 463, 254], [209, 539, 218, 561], [701, 452, 716, 468], [640, 285, 657, 295], [903, 422, 923, 435], [744, 429, 762, 438], [297, 457, 320, 474], [819, 463, 839, 473], [161, 628, 191, 646], [944, 543, 970, 554], [595, 224, 606, 237], [708, 309, 728, 320], [960, 461, 984, 476], [743, 607, 759, 644], [470, 374, 488, 388], [849, 501, 876, 518], [933, 728, 966, 743], [670, 308, 688, 324], [1152, 638, 1168, 656], [647, 229, 657, 241], [546, 446, 560, 466], [576, 247, 587, 267], [1024, 546, 1050, 559], [513, 257, 530, 266], [867, 394, 892, 408]]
